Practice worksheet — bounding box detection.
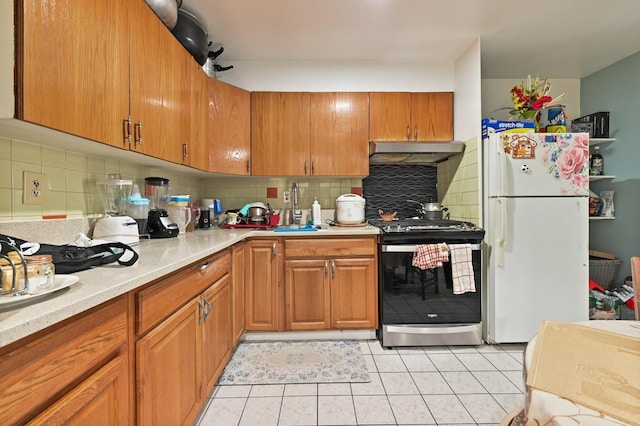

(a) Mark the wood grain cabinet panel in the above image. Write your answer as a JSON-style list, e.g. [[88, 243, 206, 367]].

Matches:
[[136, 299, 201, 426], [251, 92, 311, 176], [370, 92, 453, 141], [245, 239, 283, 331], [284, 259, 331, 330], [201, 276, 232, 396], [17, 0, 208, 166], [18, 0, 130, 147], [29, 355, 130, 426], [209, 79, 251, 174], [283, 237, 378, 330], [232, 243, 246, 346], [0, 296, 129, 425], [310, 92, 370, 176]]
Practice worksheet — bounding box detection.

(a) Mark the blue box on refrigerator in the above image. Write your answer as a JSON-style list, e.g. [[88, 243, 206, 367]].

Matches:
[[482, 118, 535, 139]]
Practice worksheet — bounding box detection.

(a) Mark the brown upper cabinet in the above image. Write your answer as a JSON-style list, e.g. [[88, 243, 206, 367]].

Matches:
[[251, 92, 369, 176], [16, 0, 205, 166], [369, 92, 453, 142], [209, 79, 251, 174]]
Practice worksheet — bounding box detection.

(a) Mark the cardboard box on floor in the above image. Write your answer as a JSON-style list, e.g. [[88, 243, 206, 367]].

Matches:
[[527, 321, 640, 426]]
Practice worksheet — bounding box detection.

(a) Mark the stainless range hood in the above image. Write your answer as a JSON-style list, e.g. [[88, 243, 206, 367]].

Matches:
[[369, 141, 465, 165]]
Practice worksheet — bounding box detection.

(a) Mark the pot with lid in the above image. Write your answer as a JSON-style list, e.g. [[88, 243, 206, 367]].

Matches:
[[336, 194, 366, 225], [408, 199, 449, 220]]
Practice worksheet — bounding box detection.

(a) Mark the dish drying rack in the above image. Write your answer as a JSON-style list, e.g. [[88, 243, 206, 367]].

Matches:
[[0, 240, 30, 296]]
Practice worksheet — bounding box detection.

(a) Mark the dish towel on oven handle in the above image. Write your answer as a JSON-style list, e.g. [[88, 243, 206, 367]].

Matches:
[[412, 243, 449, 269], [449, 243, 475, 294]]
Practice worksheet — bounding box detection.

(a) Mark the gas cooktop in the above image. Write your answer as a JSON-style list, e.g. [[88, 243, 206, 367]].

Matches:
[[367, 218, 481, 233]]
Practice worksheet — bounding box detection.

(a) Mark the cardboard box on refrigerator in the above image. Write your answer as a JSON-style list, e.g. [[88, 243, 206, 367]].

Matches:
[[482, 118, 535, 139]]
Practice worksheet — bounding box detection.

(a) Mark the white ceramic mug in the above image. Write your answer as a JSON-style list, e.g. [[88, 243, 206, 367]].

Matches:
[[167, 205, 192, 234]]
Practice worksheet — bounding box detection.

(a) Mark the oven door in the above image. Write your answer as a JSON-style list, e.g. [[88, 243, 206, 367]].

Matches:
[[378, 242, 483, 346]]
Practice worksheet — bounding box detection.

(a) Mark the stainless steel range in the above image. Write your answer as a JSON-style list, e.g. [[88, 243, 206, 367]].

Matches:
[[369, 217, 485, 348]]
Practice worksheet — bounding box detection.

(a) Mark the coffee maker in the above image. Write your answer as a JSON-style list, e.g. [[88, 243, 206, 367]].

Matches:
[[144, 177, 179, 238]]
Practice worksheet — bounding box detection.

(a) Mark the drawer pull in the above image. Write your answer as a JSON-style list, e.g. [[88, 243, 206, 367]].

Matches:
[[199, 262, 211, 272]]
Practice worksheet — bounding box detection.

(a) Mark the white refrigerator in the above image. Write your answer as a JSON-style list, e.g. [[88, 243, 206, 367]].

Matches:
[[483, 132, 590, 343]]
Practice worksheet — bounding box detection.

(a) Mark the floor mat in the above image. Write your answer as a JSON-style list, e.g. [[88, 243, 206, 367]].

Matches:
[[217, 340, 371, 385]]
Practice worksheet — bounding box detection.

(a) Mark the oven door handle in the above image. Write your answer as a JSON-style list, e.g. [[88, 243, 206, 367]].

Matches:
[[385, 324, 480, 335], [382, 243, 481, 253]]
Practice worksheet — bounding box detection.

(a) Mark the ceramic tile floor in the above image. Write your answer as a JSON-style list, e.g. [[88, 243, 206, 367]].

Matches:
[[196, 340, 527, 426]]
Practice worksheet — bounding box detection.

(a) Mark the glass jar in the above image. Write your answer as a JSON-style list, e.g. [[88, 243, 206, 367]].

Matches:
[[24, 254, 55, 293]]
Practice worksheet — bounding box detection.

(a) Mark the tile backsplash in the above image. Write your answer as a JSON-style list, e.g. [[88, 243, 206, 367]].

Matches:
[[0, 136, 361, 223]]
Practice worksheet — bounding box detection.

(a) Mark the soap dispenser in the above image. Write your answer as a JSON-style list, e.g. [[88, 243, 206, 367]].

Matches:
[[312, 197, 322, 226]]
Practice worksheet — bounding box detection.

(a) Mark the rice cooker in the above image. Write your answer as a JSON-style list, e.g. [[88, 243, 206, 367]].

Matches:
[[336, 194, 365, 225]]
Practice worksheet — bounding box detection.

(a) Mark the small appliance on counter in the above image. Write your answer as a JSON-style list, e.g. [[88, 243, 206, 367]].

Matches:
[[144, 177, 179, 239], [93, 175, 139, 245]]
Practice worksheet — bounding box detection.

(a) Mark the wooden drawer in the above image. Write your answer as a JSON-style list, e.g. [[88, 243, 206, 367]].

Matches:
[[0, 296, 128, 425], [284, 237, 376, 258], [136, 249, 231, 335]]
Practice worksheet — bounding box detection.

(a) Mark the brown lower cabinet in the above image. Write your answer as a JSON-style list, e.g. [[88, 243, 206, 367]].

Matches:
[[246, 236, 378, 332], [0, 236, 376, 422], [136, 249, 232, 426], [0, 296, 130, 425]]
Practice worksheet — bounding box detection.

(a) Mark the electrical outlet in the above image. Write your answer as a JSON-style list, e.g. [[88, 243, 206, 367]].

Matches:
[[283, 191, 290, 203], [23, 172, 48, 205]]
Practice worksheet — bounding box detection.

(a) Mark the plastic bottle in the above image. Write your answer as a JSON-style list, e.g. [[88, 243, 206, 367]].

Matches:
[[590, 146, 604, 176], [312, 197, 322, 226]]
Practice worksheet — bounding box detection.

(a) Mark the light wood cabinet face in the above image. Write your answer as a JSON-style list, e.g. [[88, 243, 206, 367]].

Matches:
[[30, 355, 130, 426], [209, 79, 251, 174], [369, 92, 412, 141], [129, 0, 184, 163], [19, 0, 130, 147], [232, 243, 246, 345], [136, 300, 201, 426], [283, 237, 378, 331], [330, 258, 377, 329], [0, 297, 129, 425], [201, 276, 233, 395], [183, 59, 210, 170], [284, 259, 331, 330], [310, 92, 370, 176], [369, 92, 453, 141], [245, 240, 282, 331], [411, 92, 453, 141], [251, 92, 311, 176]]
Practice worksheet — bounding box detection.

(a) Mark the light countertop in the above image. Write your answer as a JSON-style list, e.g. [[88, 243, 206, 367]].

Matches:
[[0, 225, 379, 348]]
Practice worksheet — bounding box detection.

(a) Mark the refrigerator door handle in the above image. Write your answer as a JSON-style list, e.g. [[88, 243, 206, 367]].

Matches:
[[496, 197, 507, 268], [496, 135, 507, 197]]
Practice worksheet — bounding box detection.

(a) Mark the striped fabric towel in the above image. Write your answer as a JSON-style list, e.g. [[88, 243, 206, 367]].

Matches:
[[412, 243, 449, 270], [449, 243, 475, 294]]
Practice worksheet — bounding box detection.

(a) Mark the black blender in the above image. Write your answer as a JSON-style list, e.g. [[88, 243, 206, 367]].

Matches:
[[145, 177, 179, 238]]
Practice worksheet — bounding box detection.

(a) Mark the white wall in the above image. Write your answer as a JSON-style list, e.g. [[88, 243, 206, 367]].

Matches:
[[481, 79, 581, 120], [213, 61, 454, 91], [453, 39, 482, 141]]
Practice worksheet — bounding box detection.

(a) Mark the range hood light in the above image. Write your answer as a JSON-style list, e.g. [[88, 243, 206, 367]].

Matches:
[[369, 141, 465, 165]]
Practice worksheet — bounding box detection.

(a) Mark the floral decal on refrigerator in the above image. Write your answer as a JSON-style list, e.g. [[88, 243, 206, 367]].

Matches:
[[539, 133, 590, 195]]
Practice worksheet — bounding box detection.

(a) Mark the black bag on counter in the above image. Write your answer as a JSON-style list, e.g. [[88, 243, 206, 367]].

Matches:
[[0, 234, 138, 274]]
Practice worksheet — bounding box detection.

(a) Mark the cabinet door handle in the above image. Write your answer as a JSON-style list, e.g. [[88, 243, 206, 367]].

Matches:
[[134, 121, 143, 145], [304, 161, 308, 175], [247, 160, 251, 174], [198, 298, 206, 324], [272, 242, 277, 257], [199, 261, 211, 272], [182, 142, 188, 161], [204, 297, 212, 320], [123, 117, 132, 147], [331, 260, 336, 278], [414, 125, 418, 141], [324, 260, 329, 276], [311, 160, 315, 175], [406, 124, 411, 140]]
